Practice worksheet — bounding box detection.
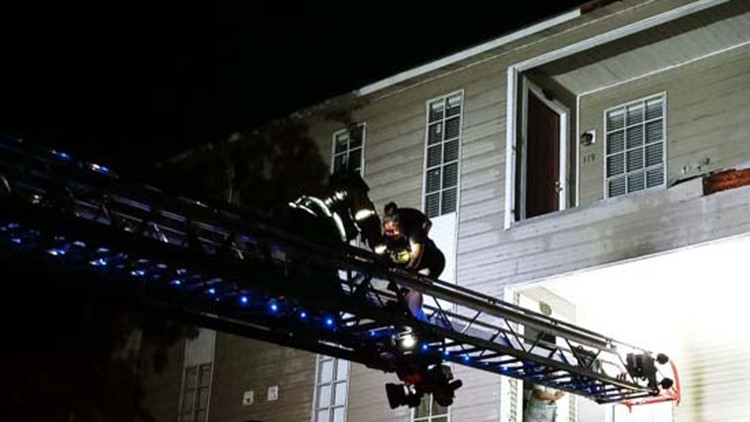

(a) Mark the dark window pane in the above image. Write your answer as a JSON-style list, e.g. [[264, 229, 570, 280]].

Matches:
[[444, 139, 459, 162], [199, 366, 211, 387], [607, 109, 625, 131], [607, 154, 624, 177], [626, 125, 643, 149], [626, 103, 644, 125], [348, 149, 362, 171], [429, 101, 444, 122], [646, 167, 664, 188], [628, 172, 645, 192], [186, 367, 198, 389], [645, 120, 663, 143], [446, 95, 462, 117], [333, 154, 347, 173], [182, 391, 195, 413], [427, 145, 442, 168], [349, 127, 363, 149], [198, 388, 209, 408], [441, 188, 457, 215], [334, 135, 348, 154], [425, 194, 440, 218], [445, 117, 460, 140], [607, 130, 624, 154], [609, 177, 626, 197], [626, 149, 643, 172], [442, 163, 458, 189], [645, 98, 663, 120], [645, 143, 663, 167], [428, 123, 443, 145], [426, 168, 441, 193]]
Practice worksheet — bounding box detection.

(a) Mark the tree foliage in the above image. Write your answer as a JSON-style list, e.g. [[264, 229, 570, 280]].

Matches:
[[155, 119, 330, 217]]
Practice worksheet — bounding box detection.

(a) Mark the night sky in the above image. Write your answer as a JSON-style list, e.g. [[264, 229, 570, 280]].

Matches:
[[1, 1, 585, 172]]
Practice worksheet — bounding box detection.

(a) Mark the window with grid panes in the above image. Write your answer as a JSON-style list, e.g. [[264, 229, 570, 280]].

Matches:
[[313, 355, 350, 422], [605, 95, 666, 198], [178, 363, 212, 422], [424, 93, 462, 218], [332, 124, 365, 175], [413, 394, 449, 422]]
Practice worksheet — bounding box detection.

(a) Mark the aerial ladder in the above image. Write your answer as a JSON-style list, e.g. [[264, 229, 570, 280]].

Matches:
[[0, 137, 679, 410]]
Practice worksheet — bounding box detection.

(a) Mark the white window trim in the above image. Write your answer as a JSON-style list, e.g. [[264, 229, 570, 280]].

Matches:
[[504, 0, 727, 229], [310, 355, 351, 422], [602, 92, 667, 198], [331, 123, 367, 176], [518, 77, 570, 220], [421, 90, 464, 217]]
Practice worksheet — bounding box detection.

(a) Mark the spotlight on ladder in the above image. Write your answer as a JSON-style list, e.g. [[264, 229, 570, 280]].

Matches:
[[396, 329, 418, 351]]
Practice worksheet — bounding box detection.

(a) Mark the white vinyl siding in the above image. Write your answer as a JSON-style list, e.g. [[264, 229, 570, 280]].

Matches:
[[332, 124, 365, 175], [424, 92, 463, 218], [605, 94, 666, 198], [312, 356, 350, 422]]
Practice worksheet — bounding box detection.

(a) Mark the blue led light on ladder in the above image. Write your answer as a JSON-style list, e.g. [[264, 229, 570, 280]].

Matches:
[[47, 248, 66, 256], [90, 258, 108, 267], [268, 300, 279, 314], [51, 150, 71, 161]]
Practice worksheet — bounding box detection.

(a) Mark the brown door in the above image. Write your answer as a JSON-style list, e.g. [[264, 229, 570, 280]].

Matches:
[[525, 92, 560, 219]]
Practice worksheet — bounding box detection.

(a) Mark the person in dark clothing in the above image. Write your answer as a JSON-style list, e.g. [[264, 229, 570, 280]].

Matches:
[[382, 202, 445, 320]]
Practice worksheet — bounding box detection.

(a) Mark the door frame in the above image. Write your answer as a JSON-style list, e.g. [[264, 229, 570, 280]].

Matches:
[[519, 77, 569, 220]]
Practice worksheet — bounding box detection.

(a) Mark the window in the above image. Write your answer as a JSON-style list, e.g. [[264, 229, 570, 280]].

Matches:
[[332, 124, 365, 175], [424, 93, 462, 218], [605, 95, 666, 198], [178, 363, 212, 422], [312, 356, 350, 422], [413, 394, 449, 422]]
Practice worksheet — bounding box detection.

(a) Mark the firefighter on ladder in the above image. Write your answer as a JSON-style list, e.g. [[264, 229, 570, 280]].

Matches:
[[381, 202, 445, 321]]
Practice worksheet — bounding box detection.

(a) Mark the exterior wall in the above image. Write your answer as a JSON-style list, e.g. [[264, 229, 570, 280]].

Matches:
[[578, 42, 750, 205], [209, 333, 317, 422], [140, 336, 186, 422], [347, 363, 410, 422]]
